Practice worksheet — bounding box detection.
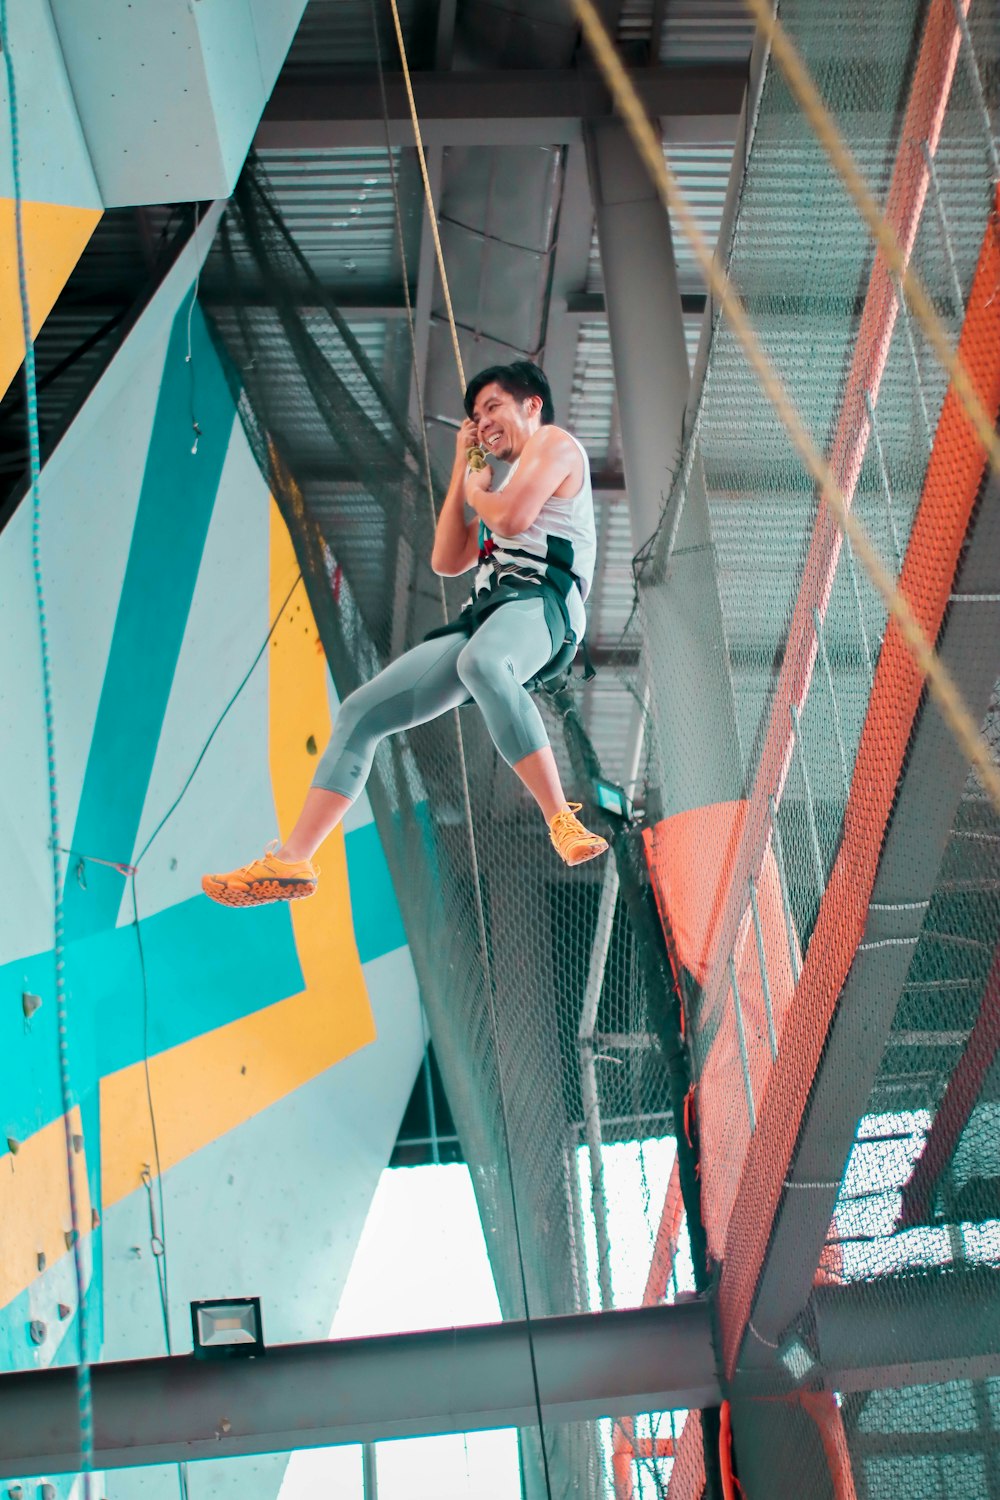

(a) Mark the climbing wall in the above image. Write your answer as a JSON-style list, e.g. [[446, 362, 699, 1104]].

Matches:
[[0, 206, 424, 1500]]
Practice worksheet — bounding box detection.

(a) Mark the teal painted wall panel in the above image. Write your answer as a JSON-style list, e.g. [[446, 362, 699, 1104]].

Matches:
[[0, 896, 303, 1158], [48, 0, 307, 207], [0, 0, 101, 206], [63, 298, 236, 942], [344, 820, 408, 965]]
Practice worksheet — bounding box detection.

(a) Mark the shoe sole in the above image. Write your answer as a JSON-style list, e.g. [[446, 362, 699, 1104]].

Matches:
[[557, 840, 609, 867], [201, 876, 318, 908]]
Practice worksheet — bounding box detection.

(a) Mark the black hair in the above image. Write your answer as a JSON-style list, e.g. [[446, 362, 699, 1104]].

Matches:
[[464, 360, 555, 425]]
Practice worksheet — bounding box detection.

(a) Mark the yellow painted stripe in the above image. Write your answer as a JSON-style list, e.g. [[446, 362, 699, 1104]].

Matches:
[[266, 500, 376, 1054], [0, 1109, 91, 1311], [4, 500, 378, 1304], [1, 200, 102, 400], [99, 501, 375, 1206]]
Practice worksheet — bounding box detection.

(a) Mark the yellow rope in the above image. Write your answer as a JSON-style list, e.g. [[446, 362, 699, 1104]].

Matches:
[[743, 0, 1000, 486], [569, 0, 1000, 816], [387, 0, 467, 394]]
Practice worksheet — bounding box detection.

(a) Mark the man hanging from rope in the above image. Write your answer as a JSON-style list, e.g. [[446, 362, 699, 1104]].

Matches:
[[203, 360, 608, 908]]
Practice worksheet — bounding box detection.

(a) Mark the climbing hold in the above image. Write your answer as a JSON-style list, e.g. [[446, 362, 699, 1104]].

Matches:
[[64, 1230, 78, 1250], [91, 1208, 101, 1230], [6, 1136, 20, 1155], [8, 1484, 24, 1499], [36, 1252, 46, 1272], [39, 1485, 56, 1500], [57, 1303, 71, 1321], [71, 1133, 83, 1154], [21, 992, 41, 1020], [305, 734, 317, 755], [28, 1320, 45, 1345]]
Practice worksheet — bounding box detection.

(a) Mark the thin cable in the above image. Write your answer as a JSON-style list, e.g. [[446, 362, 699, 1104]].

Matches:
[[185, 202, 203, 456], [129, 563, 299, 1499], [132, 872, 192, 1500], [132, 872, 173, 1353], [1, 5, 95, 1491], [371, 8, 554, 1491], [135, 572, 303, 865], [569, 0, 1000, 820], [386, 0, 468, 393]]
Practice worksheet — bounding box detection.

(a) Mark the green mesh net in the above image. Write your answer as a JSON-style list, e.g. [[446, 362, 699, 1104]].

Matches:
[[202, 157, 702, 1500], [635, 0, 1000, 1494]]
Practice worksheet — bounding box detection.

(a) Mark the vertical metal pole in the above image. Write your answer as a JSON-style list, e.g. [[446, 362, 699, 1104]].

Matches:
[[577, 848, 621, 1316], [863, 388, 904, 572], [748, 876, 778, 1061], [580, 1041, 616, 1311], [769, 794, 801, 984], [790, 703, 827, 898], [727, 957, 756, 1134], [421, 1037, 441, 1167], [586, 120, 742, 818], [363, 1443, 378, 1500], [564, 1135, 590, 1312], [812, 606, 851, 802], [575, 696, 649, 1316]]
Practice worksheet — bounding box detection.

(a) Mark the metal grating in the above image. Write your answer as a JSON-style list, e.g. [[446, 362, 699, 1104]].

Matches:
[[207, 149, 408, 295], [568, 315, 704, 465], [281, 0, 436, 73], [659, 1, 756, 62]]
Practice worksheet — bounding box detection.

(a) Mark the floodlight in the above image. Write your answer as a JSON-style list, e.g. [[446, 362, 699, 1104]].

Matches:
[[776, 1332, 817, 1384], [592, 778, 632, 821], [190, 1297, 265, 1360]]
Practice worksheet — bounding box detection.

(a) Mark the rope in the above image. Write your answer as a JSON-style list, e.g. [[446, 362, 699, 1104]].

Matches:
[[386, 0, 467, 393], [743, 0, 1000, 486], [569, 0, 1000, 821], [1, 3, 95, 1490], [371, 7, 554, 1493]]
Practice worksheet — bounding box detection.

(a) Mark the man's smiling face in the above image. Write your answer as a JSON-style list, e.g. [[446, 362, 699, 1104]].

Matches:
[[472, 381, 542, 462]]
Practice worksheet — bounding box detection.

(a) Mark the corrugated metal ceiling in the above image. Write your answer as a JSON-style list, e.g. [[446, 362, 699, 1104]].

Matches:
[[217, 148, 408, 292], [282, 0, 437, 73]]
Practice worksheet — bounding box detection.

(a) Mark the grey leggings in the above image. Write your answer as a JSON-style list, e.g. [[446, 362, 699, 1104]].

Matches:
[[313, 596, 554, 800]]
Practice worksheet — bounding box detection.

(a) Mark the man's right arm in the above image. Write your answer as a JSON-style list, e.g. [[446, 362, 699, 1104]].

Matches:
[[431, 419, 480, 576]]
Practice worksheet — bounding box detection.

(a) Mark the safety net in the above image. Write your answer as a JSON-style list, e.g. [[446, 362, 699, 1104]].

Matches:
[[201, 156, 702, 1500], [633, 0, 1000, 1493]]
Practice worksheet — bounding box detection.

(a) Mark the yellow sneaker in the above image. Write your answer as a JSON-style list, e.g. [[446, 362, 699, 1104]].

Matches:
[[549, 804, 609, 866], [202, 841, 319, 907]]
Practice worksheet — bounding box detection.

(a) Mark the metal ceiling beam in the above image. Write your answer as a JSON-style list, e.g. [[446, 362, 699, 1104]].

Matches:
[[206, 291, 414, 317], [813, 1267, 1000, 1394], [256, 66, 746, 149], [542, 144, 595, 428], [586, 118, 742, 816], [737, 468, 1000, 1371], [0, 1304, 719, 1479], [729, 1266, 1000, 1401], [567, 290, 707, 316]]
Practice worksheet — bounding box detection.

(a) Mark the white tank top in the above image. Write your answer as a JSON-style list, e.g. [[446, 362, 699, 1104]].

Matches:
[[472, 431, 596, 639]]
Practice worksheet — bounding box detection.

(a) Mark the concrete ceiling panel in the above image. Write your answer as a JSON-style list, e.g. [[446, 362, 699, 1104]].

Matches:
[[47, 0, 309, 207], [437, 217, 549, 352], [455, 0, 579, 69], [49, 0, 227, 206], [0, 0, 101, 208], [440, 144, 562, 255]]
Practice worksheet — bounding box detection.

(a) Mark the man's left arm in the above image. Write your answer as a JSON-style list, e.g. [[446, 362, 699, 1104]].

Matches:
[[464, 428, 575, 535]]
